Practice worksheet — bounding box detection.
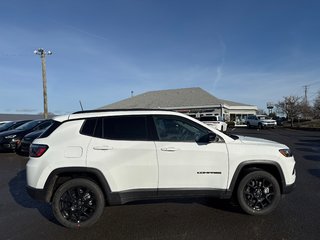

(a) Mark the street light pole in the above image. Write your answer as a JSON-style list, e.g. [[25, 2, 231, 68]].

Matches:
[[34, 48, 52, 119]]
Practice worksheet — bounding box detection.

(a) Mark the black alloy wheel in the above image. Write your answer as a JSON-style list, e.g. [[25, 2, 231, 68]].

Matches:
[[52, 178, 105, 228], [237, 171, 280, 215]]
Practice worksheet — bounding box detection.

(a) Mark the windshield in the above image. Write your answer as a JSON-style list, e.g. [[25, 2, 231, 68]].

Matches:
[[16, 120, 43, 131], [0, 122, 14, 131], [258, 116, 266, 120]]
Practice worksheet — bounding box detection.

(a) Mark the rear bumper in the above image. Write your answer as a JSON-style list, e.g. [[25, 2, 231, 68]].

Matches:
[[26, 186, 48, 202]]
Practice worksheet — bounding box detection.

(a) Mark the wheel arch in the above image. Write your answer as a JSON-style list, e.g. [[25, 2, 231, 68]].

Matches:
[[228, 161, 286, 196], [42, 167, 117, 204]]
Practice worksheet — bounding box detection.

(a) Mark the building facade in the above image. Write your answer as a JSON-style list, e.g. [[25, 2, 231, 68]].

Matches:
[[101, 87, 257, 125]]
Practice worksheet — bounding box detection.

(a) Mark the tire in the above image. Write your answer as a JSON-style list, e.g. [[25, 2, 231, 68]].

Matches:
[[237, 171, 280, 215], [52, 178, 105, 228], [258, 123, 262, 129], [247, 122, 251, 128]]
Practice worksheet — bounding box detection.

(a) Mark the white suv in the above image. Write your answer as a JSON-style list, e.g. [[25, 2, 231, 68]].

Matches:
[[199, 115, 228, 132], [247, 115, 277, 129], [26, 110, 296, 228]]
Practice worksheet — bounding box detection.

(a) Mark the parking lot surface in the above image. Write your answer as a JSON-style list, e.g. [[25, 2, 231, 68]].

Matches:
[[0, 128, 319, 240]]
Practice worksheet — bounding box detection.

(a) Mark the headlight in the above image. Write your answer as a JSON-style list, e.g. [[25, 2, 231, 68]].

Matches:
[[279, 149, 292, 157], [5, 134, 16, 139]]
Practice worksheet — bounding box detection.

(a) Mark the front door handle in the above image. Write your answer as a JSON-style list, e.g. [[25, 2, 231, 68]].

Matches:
[[161, 147, 179, 152], [93, 146, 113, 151]]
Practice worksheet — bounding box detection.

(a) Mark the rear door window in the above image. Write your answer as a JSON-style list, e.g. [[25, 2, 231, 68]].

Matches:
[[103, 116, 148, 140]]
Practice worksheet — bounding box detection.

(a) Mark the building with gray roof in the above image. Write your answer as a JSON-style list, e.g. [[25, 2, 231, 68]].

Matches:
[[101, 87, 257, 125]]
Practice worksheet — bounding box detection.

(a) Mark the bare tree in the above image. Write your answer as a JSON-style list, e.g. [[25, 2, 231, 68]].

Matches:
[[276, 96, 301, 127], [313, 91, 320, 119], [257, 109, 267, 115], [300, 101, 313, 119]]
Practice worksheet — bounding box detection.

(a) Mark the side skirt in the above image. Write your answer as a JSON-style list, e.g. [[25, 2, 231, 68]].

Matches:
[[108, 188, 230, 205]]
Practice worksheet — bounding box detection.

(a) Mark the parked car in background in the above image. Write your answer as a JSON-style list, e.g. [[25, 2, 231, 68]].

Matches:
[[246, 115, 277, 129], [276, 117, 286, 126], [200, 115, 228, 132], [0, 120, 31, 133], [0, 119, 52, 152], [16, 128, 48, 156]]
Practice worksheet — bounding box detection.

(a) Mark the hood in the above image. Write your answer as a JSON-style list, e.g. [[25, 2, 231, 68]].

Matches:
[[0, 129, 24, 137], [236, 135, 287, 148], [260, 119, 276, 123]]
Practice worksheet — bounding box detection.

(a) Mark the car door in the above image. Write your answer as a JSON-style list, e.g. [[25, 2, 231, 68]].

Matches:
[[153, 115, 229, 190], [86, 115, 158, 193]]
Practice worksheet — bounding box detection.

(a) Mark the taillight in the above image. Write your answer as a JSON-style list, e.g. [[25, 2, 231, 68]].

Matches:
[[29, 144, 49, 157]]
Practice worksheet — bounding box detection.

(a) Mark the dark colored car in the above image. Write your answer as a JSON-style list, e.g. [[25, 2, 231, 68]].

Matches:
[[16, 129, 47, 156], [0, 119, 52, 152], [0, 120, 31, 133]]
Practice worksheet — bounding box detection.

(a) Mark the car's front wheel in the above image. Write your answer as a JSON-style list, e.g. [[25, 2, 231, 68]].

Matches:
[[237, 171, 281, 215], [52, 178, 105, 228]]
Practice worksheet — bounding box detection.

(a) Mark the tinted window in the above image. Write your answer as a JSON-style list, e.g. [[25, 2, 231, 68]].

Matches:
[[0, 122, 14, 131], [33, 120, 52, 131], [81, 118, 97, 136], [153, 116, 209, 142], [103, 116, 147, 140], [16, 120, 44, 131], [200, 116, 218, 121], [8, 121, 29, 130], [38, 120, 61, 138]]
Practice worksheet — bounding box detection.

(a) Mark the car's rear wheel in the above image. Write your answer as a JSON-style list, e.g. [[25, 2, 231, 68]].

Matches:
[[237, 171, 280, 215], [52, 178, 105, 228]]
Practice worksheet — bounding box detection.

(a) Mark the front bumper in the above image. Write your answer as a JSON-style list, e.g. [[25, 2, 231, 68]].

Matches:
[[262, 123, 277, 127], [18, 140, 31, 154], [0, 142, 17, 151]]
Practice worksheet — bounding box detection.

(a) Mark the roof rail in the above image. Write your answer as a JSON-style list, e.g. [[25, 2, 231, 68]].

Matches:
[[72, 108, 172, 114]]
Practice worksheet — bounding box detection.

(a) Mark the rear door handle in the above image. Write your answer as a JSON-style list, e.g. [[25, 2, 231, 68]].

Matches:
[[161, 147, 179, 152], [93, 146, 113, 151]]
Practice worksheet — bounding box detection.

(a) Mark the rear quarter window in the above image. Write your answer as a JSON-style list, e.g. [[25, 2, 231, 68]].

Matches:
[[80, 118, 97, 136], [80, 118, 102, 138]]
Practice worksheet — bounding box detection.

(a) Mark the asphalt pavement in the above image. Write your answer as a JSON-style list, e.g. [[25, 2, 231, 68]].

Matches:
[[0, 128, 319, 240]]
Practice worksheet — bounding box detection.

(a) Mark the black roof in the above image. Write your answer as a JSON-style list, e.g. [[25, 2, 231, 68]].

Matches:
[[73, 108, 173, 114]]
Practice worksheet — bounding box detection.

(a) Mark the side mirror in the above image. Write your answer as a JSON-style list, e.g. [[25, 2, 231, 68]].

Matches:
[[196, 132, 216, 143]]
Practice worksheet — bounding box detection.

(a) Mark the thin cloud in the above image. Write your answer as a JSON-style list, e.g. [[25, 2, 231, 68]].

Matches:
[[213, 34, 227, 89], [16, 109, 37, 113]]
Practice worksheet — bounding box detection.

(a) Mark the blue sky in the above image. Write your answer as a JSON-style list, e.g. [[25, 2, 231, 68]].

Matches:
[[1, 0, 320, 114]]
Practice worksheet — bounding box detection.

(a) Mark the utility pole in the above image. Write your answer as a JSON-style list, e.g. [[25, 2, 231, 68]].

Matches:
[[303, 85, 309, 104], [34, 48, 52, 119]]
